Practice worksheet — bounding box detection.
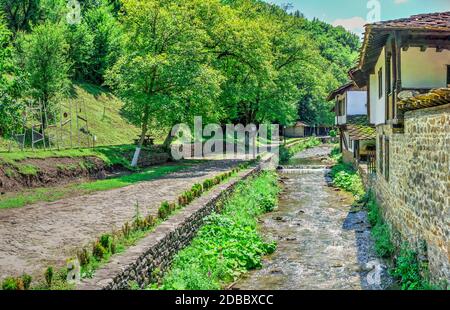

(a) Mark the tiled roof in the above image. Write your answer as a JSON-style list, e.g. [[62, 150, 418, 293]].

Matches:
[[354, 12, 450, 85], [369, 11, 450, 31], [345, 115, 376, 140], [397, 88, 450, 111]]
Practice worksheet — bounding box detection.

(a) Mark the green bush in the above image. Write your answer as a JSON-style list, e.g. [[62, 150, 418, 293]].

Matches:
[[92, 242, 107, 261], [372, 223, 394, 258], [1, 277, 18, 290], [44, 267, 54, 288], [158, 201, 171, 219], [390, 244, 434, 290], [156, 171, 280, 290], [330, 161, 365, 198]]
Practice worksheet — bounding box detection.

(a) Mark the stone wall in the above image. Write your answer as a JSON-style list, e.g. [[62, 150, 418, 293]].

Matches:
[[372, 103, 449, 285], [77, 156, 273, 290]]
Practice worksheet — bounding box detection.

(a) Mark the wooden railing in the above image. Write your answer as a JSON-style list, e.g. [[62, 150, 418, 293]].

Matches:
[[367, 150, 376, 174]]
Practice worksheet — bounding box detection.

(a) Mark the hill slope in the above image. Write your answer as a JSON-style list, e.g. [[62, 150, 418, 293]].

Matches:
[[0, 83, 141, 151]]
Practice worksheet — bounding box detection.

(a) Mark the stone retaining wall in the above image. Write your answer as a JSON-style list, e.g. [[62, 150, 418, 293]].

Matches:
[[77, 156, 274, 290], [372, 103, 449, 285]]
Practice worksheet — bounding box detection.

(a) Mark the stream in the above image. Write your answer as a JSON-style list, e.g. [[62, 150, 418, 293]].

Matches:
[[235, 145, 395, 290]]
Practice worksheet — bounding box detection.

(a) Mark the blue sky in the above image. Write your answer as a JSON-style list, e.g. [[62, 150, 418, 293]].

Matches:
[[264, 0, 450, 35]]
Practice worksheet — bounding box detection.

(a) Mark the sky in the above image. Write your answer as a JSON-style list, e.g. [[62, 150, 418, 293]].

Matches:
[[264, 0, 450, 36]]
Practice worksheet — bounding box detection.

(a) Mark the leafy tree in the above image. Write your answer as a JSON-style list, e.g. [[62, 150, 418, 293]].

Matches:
[[106, 0, 223, 165], [16, 21, 70, 124], [66, 22, 95, 80], [84, 2, 122, 83], [0, 0, 41, 33]]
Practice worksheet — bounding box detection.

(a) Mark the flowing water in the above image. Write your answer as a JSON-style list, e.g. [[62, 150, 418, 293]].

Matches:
[[235, 146, 395, 290]]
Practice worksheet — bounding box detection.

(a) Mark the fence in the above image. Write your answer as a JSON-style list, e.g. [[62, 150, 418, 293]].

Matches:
[[367, 150, 376, 174]]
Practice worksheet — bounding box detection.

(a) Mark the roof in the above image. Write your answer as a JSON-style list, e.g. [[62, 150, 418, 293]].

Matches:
[[345, 115, 376, 140], [288, 121, 308, 128], [397, 88, 450, 111], [327, 82, 354, 101], [354, 12, 450, 86]]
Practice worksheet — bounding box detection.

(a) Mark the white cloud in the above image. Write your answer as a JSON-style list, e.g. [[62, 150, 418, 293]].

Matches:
[[332, 16, 367, 36]]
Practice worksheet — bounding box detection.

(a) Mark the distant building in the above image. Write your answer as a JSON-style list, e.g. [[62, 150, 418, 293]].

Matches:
[[284, 121, 332, 138], [328, 82, 375, 166]]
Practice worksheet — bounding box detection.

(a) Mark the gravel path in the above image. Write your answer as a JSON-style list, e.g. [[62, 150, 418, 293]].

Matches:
[[0, 159, 243, 281]]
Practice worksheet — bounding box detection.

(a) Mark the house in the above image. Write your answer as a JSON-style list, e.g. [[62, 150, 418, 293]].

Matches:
[[284, 121, 308, 137], [284, 121, 332, 138], [328, 82, 375, 166], [350, 12, 450, 285]]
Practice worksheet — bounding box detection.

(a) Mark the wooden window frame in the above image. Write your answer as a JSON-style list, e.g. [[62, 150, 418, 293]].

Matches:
[[378, 136, 383, 175], [385, 137, 390, 182], [447, 65, 450, 87], [378, 67, 383, 99]]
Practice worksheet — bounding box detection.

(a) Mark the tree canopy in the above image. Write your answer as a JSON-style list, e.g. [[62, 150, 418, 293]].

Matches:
[[0, 0, 359, 148]]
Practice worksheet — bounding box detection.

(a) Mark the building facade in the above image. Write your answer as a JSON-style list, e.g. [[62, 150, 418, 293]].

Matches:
[[350, 12, 450, 284], [328, 83, 376, 166]]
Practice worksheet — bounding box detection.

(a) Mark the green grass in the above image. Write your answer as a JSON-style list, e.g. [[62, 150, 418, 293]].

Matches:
[[0, 83, 146, 151], [0, 163, 193, 209], [153, 171, 279, 290]]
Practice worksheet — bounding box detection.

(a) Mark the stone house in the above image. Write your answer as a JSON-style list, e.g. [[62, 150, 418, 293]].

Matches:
[[328, 82, 376, 166], [284, 121, 332, 137], [350, 12, 450, 285]]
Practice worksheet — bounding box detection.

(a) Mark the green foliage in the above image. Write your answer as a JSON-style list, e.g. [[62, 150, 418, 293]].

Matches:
[[330, 160, 365, 198], [329, 129, 337, 137], [1, 277, 18, 290], [158, 201, 171, 220], [390, 244, 434, 290], [44, 266, 53, 288], [66, 22, 95, 81], [156, 171, 279, 290], [16, 21, 70, 113]]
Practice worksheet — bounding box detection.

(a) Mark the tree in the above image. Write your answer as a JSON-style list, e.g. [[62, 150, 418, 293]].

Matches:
[[106, 0, 223, 166], [17, 21, 70, 124], [84, 2, 123, 83], [66, 22, 95, 80], [0, 0, 40, 34]]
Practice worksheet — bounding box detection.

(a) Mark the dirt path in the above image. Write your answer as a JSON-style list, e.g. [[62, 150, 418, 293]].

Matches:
[[0, 159, 243, 281], [235, 147, 394, 290]]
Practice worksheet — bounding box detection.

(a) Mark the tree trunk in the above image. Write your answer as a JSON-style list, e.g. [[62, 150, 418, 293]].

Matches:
[[162, 130, 174, 152], [131, 108, 149, 167]]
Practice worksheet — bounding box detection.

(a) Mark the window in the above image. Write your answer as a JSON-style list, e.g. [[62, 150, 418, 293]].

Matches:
[[378, 67, 383, 99], [378, 136, 383, 175], [386, 55, 391, 94], [385, 138, 390, 182], [447, 65, 450, 87]]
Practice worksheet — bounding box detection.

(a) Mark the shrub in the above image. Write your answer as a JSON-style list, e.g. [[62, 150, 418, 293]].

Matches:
[[191, 184, 203, 197], [390, 244, 433, 290], [158, 201, 171, 219], [372, 223, 394, 258], [77, 248, 90, 267], [45, 267, 54, 288], [330, 161, 365, 198], [92, 242, 107, 261], [1, 277, 18, 290], [122, 222, 132, 239], [100, 234, 112, 251], [21, 274, 32, 290]]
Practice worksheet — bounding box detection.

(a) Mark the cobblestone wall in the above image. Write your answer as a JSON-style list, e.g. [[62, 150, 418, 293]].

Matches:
[[373, 103, 449, 285]]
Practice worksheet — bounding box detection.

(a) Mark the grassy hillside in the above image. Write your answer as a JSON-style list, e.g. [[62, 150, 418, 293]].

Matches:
[[0, 83, 141, 151]]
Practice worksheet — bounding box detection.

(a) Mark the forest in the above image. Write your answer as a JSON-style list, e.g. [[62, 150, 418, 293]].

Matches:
[[0, 0, 360, 146]]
